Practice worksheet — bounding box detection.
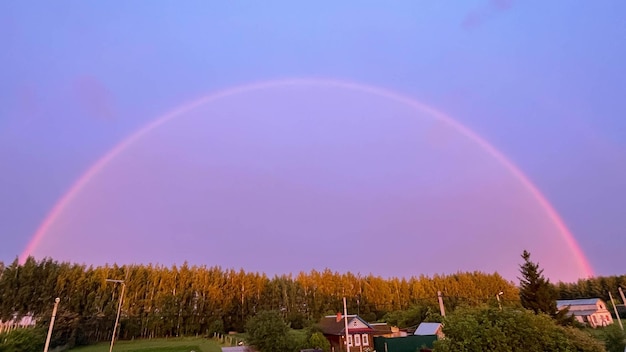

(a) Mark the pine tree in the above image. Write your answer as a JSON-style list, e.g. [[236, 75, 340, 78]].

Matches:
[[519, 250, 558, 315], [518, 250, 575, 325]]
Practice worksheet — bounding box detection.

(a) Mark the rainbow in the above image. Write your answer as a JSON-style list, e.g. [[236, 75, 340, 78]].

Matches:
[[20, 78, 595, 277]]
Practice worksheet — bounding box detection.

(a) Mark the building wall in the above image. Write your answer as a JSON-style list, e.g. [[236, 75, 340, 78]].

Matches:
[[347, 333, 373, 352], [588, 312, 613, 328], [326, 333, 373, 352], [559, 299, 614, 328], [0, 315, 36, 334]]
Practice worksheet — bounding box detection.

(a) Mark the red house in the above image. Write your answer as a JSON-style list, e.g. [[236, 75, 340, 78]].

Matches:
[[319, 314, 375, 352]]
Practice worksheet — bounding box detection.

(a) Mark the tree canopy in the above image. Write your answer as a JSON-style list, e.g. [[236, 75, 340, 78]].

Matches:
[[308, 332, 331, 352], [383, 303, 442, 329], [0, 328, 46, 352], [519, 250, 558, 316], [433, 306, 605, 352], [519, 250, 577, 326], [0, 256, 519, 348], [600, 324, 626, 352], [245, 310, 292, 352]]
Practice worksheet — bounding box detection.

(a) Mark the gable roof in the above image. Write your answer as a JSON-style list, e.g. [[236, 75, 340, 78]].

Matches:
[[369, 323, 393, 335], [557, 298, 602, 308], [414, 322, 442, 336], [318, 315, 374, 335], [569, 309, 602, 317]]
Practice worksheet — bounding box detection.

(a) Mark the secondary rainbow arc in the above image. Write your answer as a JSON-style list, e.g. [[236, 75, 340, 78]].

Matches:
[[20, 78, 595, 277]]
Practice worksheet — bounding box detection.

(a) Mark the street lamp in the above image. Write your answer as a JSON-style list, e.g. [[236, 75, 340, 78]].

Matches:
[[106, 279, 126, 352], [43, 297, 60, 352], [496, 291, 504, 311]]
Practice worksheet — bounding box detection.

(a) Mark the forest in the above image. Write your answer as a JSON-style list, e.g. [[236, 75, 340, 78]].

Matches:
[[0, 257, 624, 348]]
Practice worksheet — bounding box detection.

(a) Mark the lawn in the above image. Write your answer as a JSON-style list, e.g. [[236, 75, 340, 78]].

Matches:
[[69, 337, 223, 352], [583, 319, 626, 341]]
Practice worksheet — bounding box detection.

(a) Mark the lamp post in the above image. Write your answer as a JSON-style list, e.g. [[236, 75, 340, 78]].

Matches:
[[496, 291, 504, 311], [343, 297, 349, 352], [106, 279, 126, 352], [43, 297, 60, 352]]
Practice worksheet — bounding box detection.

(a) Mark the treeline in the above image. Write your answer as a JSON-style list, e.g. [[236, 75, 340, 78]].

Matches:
[[0, 257, 517, 347], [555, 275, 626, 304]]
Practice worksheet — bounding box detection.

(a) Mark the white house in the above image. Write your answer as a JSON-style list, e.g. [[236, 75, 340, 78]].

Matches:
[[556, 298, 614, 328], [0, 314, 37, 334]]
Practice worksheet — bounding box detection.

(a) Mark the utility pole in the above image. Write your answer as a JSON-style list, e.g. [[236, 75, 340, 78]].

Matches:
[[608, 291, 624, 330], [437, 291, 446, 317], [343, 297, 350, 352], [617, 286, 626, 324], [496, 291, 504, 311], [106, 279, 126, 352], [43, 297, 60, 352]]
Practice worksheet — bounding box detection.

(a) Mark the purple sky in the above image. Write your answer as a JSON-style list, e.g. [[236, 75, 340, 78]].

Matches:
[[2, 1, 625, 282]]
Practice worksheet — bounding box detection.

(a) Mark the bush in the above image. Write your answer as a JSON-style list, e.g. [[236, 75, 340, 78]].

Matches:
[[208, 319, 225, 335], [245, 310, 292, 352], [433, 307, 604, 352], [0, 328, 46, 352], [601, 324, 626, 352], [309, 332, 331, 352]]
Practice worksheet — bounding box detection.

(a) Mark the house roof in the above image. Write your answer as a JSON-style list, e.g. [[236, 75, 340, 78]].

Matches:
[[369, 323, 392, 335], [557, 299, 601, 308], [318, 315, 374, 336], [222, 347, 253, 352], [414, 322, 442, 336], [570, 309, 602, 317]]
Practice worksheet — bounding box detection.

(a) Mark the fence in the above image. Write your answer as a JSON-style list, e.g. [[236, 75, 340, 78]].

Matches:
[[0, 315, 37, 334], [213, 332, 245, 346], [373, 335, 437, 352]]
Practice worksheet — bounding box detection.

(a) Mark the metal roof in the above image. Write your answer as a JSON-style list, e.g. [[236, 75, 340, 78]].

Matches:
[[569, 309, 600, 317], [414, 322, 442, 336], [556, 298, 601, 308], [222, 347, 252, 352]]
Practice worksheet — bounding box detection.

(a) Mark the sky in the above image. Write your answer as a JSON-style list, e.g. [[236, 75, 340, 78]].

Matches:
[[1, 1, 625, 283]]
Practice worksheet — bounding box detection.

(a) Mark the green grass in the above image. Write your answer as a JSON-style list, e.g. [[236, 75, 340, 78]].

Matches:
[[583, 319, 626, 340], [69, 337, 222, 352]]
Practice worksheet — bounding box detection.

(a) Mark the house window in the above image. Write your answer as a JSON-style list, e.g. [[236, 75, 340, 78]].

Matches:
[[362, 334, 369, 346], [354, 334, 361, 346], [348, 335, 353, 347]]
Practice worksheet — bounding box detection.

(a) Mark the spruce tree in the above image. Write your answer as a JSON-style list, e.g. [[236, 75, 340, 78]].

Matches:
[[518, 250, 558, 315], [518, 250, 577, 326]]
